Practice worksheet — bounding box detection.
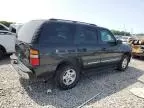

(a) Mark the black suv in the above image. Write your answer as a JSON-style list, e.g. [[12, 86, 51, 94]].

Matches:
[[10, 19, 132, 89]]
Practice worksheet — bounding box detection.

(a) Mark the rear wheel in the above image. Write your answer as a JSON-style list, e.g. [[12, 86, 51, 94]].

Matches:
[[132, 55, 139, 58], [117, 55, 129, 71], [0, 49, 4, 60], [55, 64, 80, 90]]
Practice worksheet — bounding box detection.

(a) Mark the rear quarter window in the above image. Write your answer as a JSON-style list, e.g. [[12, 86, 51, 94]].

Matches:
[[39, 22, 76, 46]]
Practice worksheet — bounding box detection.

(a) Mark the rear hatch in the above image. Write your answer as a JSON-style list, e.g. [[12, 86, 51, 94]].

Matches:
[[14, 20, 45, 67], [15, 40, 31, 67]]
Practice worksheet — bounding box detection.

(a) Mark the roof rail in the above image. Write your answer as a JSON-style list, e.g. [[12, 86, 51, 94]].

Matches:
[[49, 18, 97, 27]]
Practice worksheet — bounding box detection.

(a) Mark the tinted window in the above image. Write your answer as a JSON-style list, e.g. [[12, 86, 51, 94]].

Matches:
[[75, 25, 98, 45], [99, 28, 116, 43], [39, 22, 75, 45]]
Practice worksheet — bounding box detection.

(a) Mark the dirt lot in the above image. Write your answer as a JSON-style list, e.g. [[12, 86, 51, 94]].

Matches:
[[0, 57, 144, 108]]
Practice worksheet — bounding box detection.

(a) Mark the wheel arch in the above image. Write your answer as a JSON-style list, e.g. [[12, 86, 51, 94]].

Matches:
[[123, 52, 132, 62], [55, 57, 83, 75], [0, 44, 6, 54]]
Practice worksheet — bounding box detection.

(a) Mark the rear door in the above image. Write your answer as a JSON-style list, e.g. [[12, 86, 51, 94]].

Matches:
[[98, 28, 123, 65], [38, 22, 78, 68], [74, 25, 101, 67]]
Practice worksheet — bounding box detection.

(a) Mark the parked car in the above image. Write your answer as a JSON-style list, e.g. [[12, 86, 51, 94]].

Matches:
[[10, 19, 132, 89], [9, 23, 23, 34], [0, 23, 16, 59], [115, 35, 132, 44], [121, 36, 132, 43], [130, 35, 144, 57]]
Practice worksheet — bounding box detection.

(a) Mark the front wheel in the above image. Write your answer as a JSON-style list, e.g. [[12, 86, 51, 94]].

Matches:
[[117, 55, 130, 71], [55, 64, 80, 90]]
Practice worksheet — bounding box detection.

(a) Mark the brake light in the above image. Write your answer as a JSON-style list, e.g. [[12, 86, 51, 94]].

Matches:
[[30, 49, 40, 66], [30, 49, 39, 55]]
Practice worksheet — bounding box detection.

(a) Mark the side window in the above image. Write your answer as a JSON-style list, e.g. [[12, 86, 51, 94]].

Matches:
[[99, 29, 116, 43], [39, 22, 75, 45], [75, 25, 98, 45]]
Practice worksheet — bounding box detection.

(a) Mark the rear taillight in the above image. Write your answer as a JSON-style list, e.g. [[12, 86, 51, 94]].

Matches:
[[29, 49, 40, 66]]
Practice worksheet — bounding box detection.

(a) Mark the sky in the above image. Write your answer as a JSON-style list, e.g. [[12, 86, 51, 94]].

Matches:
[[0, 0, 144, 33]]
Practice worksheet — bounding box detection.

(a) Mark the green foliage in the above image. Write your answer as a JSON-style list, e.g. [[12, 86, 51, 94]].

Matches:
[[111, 29, 131, 36], [136, 33, 144, 36], [0, 21, 14, 27]]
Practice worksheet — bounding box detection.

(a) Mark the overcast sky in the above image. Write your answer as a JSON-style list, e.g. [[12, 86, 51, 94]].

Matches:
[[0, 0, 144, 33]]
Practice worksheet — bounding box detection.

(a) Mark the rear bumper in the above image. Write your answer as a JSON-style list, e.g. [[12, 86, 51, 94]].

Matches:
[[10, 54, 34, 79], [10, 54, 56, 79]]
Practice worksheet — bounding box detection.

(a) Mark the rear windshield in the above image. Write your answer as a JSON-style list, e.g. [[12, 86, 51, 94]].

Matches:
[[18, 20, 45, 43]]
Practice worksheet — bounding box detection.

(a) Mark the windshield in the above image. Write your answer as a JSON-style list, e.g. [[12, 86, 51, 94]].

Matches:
[[0, 23, 9, 31]]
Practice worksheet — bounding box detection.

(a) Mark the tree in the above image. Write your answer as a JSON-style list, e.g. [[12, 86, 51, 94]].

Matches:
[[111, 29, 131, 36], [136, 33, 144, 36], [0, 21, 14, 27]]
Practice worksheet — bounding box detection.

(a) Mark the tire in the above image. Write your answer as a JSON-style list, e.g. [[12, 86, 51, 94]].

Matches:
[[55, 64, 80, 90], [132, 55, 139, 58], [117, 55, 129, 71], [0, 49, 4, 60], [28, 72, 36, 80]]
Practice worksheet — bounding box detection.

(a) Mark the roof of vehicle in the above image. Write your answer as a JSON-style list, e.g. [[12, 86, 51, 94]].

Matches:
[[22, 19, 108, 31], [48, 18, 98, 27], [17, 19, 109, 43]]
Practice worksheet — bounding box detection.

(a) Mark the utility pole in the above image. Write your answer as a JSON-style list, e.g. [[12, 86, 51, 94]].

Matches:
[[131, 28, 133, 36], [123, 24, 126, 36]]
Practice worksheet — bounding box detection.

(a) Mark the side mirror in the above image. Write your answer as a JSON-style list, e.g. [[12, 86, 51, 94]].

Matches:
[[117, 40, 122, 44]]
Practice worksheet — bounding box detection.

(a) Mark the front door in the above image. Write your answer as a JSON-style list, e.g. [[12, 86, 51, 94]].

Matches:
[[98, 28, 123, 65]]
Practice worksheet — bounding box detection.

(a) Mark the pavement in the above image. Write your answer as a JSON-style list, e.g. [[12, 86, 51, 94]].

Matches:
[[0, 56, 144, 108]]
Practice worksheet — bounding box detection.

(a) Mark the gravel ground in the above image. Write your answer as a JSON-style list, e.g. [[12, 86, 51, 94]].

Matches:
[[0, 57, 144, 108]]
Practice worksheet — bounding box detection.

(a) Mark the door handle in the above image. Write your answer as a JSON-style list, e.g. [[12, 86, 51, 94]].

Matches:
[[77, 48, 87, 52], [102, 48, 106, 51], [56, 49, 68, 54]]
